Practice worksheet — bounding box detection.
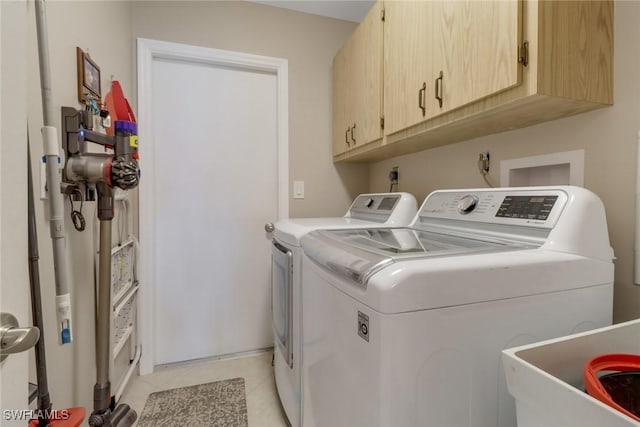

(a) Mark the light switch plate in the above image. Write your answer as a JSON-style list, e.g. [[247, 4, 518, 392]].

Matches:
[[293, 180, 304, 199]]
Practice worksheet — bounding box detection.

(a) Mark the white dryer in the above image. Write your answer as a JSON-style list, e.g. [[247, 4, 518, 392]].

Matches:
[[300, 186, 614, 427], [272, 192, 417, 427]]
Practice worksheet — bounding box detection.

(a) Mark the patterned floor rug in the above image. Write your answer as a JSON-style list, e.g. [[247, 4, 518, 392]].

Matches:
[[137, 377, 248, 427]]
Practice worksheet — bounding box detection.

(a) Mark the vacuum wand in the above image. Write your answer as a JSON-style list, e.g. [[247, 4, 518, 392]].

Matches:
[[91, 182, 115, 425]]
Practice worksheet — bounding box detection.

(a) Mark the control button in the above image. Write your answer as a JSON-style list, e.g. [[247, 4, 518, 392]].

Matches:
[[458, 195, 479, 214], [358, 310, 369, 342], [365, 198, 375, 208], [360, 323, 368, 336]]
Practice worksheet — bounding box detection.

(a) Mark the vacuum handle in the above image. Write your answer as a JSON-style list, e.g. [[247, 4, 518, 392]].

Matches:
[[0, 312, 40, 361]]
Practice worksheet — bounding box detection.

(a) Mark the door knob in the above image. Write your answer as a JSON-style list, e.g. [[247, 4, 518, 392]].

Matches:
[[265, 222, 275, 233], [0, 312, 40, 362]]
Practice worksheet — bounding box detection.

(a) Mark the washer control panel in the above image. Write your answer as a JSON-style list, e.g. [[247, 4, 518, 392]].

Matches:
[[495, 195, 558, 221], [418, 189, 568, 229]]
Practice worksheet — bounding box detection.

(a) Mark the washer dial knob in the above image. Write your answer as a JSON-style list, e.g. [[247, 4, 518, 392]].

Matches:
[[458, 195, 479, 214]]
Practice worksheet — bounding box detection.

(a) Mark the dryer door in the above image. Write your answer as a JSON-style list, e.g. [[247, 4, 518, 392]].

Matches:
[[272, 240, 293, 367]]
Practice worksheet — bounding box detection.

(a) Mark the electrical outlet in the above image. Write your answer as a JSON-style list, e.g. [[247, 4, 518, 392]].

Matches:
[[389, 166, 399, 184], [478, 152, 490, 173]]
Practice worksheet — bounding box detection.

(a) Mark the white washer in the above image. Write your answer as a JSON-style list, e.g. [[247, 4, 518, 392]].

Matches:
[[272, 192, 417, 427], [300, 186, 614, 427]]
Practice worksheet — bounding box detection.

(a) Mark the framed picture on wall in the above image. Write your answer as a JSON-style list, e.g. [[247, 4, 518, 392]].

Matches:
[[77, 47, 101, 102]]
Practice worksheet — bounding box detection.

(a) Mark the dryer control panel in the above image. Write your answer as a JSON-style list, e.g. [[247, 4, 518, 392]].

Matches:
[[417, 188, 569, 229], [351, 195, 399, 212], [347, 193, 417, 225]]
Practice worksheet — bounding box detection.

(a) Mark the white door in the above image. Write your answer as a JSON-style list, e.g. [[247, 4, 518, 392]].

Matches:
[[137, 40, 288, 369], [1, 1, 31, 424]]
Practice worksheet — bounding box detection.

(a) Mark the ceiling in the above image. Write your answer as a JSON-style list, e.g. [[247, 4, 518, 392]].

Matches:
[[250, 0, 375, 23]]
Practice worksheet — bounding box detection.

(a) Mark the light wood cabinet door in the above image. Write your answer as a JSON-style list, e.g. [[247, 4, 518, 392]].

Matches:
[[384, 0, 432, 136], [431, 0, 521, 115], [350, 0, 383, 149], [332, 1, 383, 156], [332, 45, 351, 156]]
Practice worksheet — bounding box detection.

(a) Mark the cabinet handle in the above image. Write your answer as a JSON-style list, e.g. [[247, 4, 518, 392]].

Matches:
[[345, 127, 351, 147], [351, 123, 356, 144], [418, 82, 426, 116], [435, 71, 443, 109]]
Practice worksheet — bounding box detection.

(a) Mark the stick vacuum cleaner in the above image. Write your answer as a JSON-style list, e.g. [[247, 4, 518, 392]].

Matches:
[[62, 109, 141, 427]]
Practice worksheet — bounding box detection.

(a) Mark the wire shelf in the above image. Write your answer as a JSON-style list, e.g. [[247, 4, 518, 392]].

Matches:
[[111, 239, 135, 304], [113, 285, 138, 357]]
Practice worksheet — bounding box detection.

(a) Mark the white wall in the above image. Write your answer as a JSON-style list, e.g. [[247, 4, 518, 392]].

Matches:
[[369, 1, 640, 323]]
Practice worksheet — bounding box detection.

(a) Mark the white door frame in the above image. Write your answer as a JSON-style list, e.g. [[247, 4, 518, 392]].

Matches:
[[137, 38, 289, 375]]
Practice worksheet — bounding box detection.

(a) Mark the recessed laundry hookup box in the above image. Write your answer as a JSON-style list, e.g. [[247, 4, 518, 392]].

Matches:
[[502, 319, 640, 427]]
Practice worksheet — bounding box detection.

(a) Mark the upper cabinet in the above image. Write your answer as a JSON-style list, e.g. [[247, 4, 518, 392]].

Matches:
[[431, 0, 521, 114], [383, 1, 432, 136], [384, 0, 521, 135], [332, 1, 384, 157], [332, 0, 613, 162]]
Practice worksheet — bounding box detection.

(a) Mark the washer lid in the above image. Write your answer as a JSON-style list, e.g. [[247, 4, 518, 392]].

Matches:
[[274, 217, 380, 247], [301, 227, 537, 286], [273, 192, 418, 247]]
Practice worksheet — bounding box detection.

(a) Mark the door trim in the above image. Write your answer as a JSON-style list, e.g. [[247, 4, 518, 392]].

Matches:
[[137, 38, 289, 374]]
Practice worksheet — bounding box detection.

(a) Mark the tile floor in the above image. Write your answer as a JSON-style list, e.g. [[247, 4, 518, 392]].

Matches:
[[120, 350, 289, 427]]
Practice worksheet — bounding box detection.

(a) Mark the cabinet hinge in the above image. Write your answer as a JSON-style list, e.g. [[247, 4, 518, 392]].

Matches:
[[380, 116, 385, 130], [518, 41, 529, 67], [381, 8, 385, 22]]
